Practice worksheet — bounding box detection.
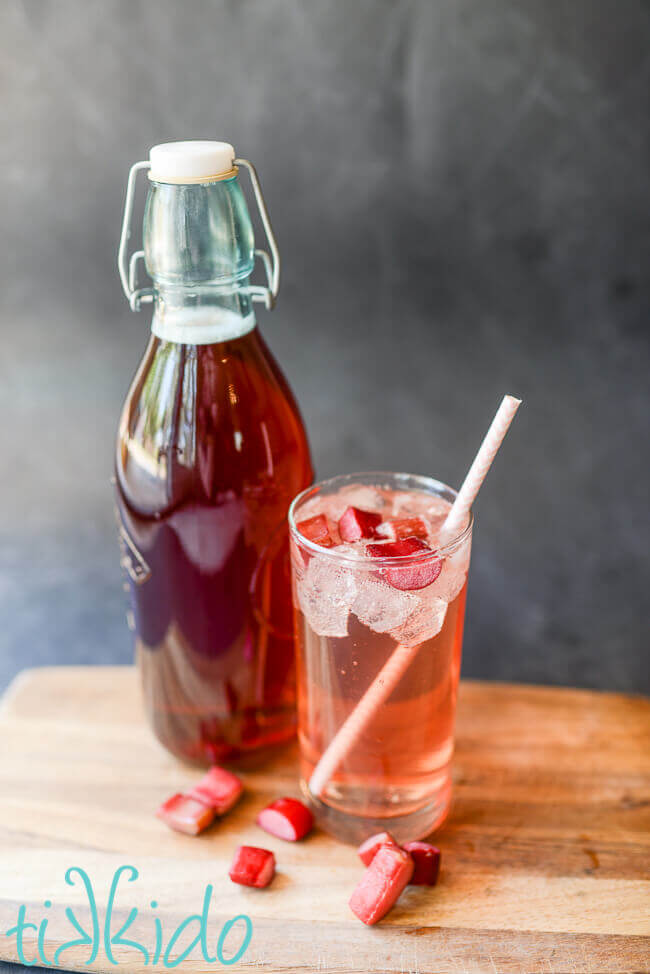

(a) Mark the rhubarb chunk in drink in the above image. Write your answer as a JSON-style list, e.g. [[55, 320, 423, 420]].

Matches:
[[288, 473, 472, 844]]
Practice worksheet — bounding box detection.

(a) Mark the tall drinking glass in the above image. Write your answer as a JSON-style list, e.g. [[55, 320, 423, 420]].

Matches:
[[289, 472, 472, 844]]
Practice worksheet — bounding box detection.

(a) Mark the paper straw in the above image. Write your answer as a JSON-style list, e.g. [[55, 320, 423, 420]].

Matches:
[[308, 393, 522, 799], [309, 638, 435, 798], [440, 394, 522, 542]]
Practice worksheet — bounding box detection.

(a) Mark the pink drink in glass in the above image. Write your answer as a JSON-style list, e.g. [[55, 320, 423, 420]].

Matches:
[[289, 473, 472, 844]]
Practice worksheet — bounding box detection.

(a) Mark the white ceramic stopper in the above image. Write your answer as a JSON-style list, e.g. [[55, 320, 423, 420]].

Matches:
[[149, 141, 236, 184]]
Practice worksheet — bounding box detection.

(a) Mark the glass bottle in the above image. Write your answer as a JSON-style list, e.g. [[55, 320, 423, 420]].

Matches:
[[115, 142, 313, 765]]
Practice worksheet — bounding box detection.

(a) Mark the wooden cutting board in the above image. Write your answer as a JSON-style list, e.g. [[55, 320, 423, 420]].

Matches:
[[0, 667, 648, 974]]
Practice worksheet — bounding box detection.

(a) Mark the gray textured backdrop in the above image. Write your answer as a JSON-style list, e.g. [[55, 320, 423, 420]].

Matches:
[[1, 0, 649, 722]]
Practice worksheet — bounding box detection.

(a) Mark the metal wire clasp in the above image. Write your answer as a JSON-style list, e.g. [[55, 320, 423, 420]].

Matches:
[[117, 155, 281, 312], [118, 161, 154, 311], [234, 157, 281, 310]]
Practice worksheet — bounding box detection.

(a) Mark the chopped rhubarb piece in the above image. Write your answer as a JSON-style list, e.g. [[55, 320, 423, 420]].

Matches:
[[186, 765, 243, 815], [156, 793, 215, 836], [338, 506, 383, 542], [376, 517, 428, 541], [296, 514, 335, 548], [401, 841, 441, 886], [349, 845, 414, 925], [229, 845, 275, 888], [357, 831, 400, 866], [256, 797, 314, 841], [367, 537, 442, 591]]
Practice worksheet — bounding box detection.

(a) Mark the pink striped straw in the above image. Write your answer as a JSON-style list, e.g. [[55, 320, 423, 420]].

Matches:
[[308, 394, 522, 800], [440, 394, 522, 542], [309, 641, 424, 798]]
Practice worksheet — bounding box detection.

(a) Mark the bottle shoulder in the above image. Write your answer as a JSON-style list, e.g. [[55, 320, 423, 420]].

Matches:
[[116, 330, 312, 517]]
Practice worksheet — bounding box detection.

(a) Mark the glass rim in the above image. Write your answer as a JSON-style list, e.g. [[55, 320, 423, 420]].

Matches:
[[288, 471, 473, 568]]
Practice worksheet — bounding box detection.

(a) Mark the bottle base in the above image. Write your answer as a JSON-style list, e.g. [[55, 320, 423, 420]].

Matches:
[[301, 778, 452, 845], [150, 720, 297, 769]]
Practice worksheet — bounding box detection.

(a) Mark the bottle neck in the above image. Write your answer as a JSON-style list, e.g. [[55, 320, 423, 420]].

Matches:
[[151, 285, 256, 345], [144, 176, 257, 345]]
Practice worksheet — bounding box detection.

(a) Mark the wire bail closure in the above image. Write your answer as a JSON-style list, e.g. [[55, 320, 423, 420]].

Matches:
[[117, 156, 281, 312]]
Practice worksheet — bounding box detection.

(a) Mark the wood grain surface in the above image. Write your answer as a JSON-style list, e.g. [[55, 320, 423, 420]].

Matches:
[[0, 666, 648, 973]]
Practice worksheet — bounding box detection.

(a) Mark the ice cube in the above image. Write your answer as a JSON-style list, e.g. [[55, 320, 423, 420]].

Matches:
[[426, 536, 471, 603], [426, 497, 453, 519], [297, 556, 357, 638], [390, 490, 424, 516], [290, 539, 306, 605], [294, 493, 332, 522], [390, 594, 447, 648], [452, 535, 472, 574], [432, 561, 466, 603], [335, 541, 368, 559], [352, 576, 417, 633], [296, 494, 345, 523], [302, 486, 388, 524], [339, 485, 388, 512]]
